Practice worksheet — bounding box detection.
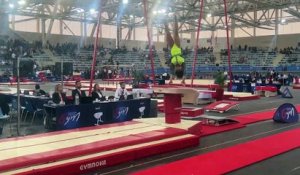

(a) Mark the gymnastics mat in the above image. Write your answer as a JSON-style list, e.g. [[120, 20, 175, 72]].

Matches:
[[0, 120, 201, 175]]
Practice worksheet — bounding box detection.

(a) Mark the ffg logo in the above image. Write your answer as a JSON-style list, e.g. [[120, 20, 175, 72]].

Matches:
[[281, 108, 294, 120], [64, 112, 80, 126], [115, 107, 129, 120]]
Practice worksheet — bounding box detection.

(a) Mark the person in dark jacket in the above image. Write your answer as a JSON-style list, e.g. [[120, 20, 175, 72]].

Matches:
[[34, 84, 46, 96], [92, 83, 106, 101], [71, 81, 86, 99], [52, 84, 66, 105]]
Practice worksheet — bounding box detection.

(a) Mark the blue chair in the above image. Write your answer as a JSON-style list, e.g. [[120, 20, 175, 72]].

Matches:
[[31, 103, 44, 125], [24, 99, 44, 125], [23, 99, 34, 122]]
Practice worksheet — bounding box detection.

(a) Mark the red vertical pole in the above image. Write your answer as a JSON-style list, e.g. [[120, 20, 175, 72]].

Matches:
[[191, 0, 205, 87], [143, 0, 156, 84], [89, 12, 101, 95], [223, 0, 233, 91]]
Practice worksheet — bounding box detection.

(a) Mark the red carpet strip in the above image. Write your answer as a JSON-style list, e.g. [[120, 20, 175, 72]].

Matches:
[[133, 128, 300, 175], [201, 123, 245, 136], [200, 105, 300, 136], [234, 110, 276, 125]]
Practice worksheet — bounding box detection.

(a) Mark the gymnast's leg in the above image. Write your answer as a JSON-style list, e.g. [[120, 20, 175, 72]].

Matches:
[[173, 16, 185, 84], [164, 22, 174, 48], [165, 22, 175, 83], [173, 15, 180, 47]]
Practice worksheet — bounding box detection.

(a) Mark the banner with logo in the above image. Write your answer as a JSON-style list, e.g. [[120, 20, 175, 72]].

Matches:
[[55, 98, 151, 130], [273, 103, 299, 123]]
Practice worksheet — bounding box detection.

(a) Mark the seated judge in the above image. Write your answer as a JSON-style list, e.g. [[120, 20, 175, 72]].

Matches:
[[34, 84, 46, 96], [114, 82, 129, 101], [72, 80, 86, 100], [52, 84, 66, 105], [92, 83, 106, 101]]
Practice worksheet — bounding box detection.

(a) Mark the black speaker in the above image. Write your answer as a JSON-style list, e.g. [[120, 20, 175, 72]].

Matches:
[[216, 63, 219, 67], [13, 59, 34, 77], [54, 62, 73, 76]]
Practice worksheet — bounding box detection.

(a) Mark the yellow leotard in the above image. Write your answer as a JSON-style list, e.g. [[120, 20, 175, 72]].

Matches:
[[171, 44, 184, 65]]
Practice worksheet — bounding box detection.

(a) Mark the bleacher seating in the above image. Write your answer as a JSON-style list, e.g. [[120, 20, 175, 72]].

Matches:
[[4, 36, 300, 77], [220, 50, 277, 67]]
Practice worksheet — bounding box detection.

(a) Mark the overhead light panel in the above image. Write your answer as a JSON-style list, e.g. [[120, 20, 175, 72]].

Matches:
[[18, 0, 26, 5], [153, 9, 167, 15], [9, 3, 15, 9], [75, 8, 84, 13], [89, 8, 96, 14], [168, 12, 174, 17], [160, 9, 166, 14], [123, 0, 128, 4]]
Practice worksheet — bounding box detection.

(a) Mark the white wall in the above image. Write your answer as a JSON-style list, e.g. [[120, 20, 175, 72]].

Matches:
[[12, 31, 300, 50], [14, 31, 116, 48]]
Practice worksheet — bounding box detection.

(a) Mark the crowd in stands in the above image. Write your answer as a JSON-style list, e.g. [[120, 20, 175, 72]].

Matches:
[[232, 69, 295, 86], [0, 38, 44, 62], [3, 35, 300, 82], [279, 46, 300, 55]]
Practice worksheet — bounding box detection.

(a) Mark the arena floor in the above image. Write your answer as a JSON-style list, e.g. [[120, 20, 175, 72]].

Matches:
[[95, 88, 300, 175], [1, 83, 300, 175]]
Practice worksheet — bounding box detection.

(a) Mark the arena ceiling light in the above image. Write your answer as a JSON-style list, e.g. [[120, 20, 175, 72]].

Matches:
[[168, 12, 174, 17], [18, 0, 26, 5], [75, 8, 84, 13], [123, 0, 128, 4], [89, 8, 96, 14], [153, 9, 167, 15], [9, 3, 15, 9], [207, 13, 212, 18], [159, 9, 166, 14]]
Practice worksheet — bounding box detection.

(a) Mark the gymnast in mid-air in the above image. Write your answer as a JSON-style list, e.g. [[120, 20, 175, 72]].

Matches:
[[165, 15, 185, 84]]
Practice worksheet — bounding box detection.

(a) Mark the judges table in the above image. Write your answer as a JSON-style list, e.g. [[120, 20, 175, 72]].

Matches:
[[44, 98, 151, 130], [0, 93, 50, 110]]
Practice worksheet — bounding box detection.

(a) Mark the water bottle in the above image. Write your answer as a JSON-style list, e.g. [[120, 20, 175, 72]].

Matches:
[[149, 83, 152, 89], [75, 94, 79, 105]]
